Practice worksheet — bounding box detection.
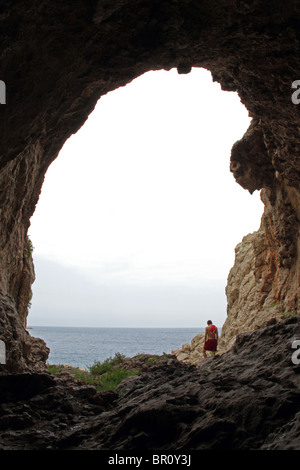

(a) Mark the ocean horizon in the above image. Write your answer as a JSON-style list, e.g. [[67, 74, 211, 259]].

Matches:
[[29, 325, 206, 369]]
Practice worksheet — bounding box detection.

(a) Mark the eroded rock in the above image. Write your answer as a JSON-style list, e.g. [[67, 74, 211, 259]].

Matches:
[[0, 317, 299, 450], [0, 0, 299, 372]]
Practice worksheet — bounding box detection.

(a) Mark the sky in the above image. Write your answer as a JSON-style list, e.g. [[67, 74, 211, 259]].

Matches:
[[27, 67, 264, 328]]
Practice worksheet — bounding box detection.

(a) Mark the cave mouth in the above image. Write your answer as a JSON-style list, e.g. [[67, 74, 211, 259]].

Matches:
[[27, 66, 264, 353]]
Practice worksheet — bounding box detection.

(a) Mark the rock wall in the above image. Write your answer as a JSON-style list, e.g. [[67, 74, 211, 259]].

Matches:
[[221, 123, 299, 349], [222, 204, 299, 350], [172, 332, 227, 365], [174, 182, 299, 358], [0, 1, 299, 372]]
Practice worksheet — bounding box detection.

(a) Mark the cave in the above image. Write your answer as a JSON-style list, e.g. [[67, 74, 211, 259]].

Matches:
[[0, 0, 299, 451], [27, 66, 262, 337]]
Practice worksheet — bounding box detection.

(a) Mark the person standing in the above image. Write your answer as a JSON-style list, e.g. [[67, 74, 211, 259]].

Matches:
[[203, 320, 218, 358]]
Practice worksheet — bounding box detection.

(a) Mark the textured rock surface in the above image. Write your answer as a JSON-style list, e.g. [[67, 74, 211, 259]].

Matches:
[[0, 316, 300, 450], [0, 1, 300, 451], [172, 332, 228, 364], [176, 209, 299, 357], [222, 185, 299, 350], [171, 334, 206, 364], [0, 0, 300, 372]]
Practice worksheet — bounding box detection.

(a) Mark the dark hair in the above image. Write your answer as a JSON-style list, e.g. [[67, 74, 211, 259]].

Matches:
[[207, 320, 212, 325]]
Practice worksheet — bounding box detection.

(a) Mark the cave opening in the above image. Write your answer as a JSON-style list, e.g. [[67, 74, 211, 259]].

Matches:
[[1, 2, 299, 450], [27, 67, 263, 365]]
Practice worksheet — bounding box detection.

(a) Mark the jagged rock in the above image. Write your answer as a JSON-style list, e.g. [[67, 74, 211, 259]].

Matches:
[[62, 316, 300, 450], [0, 317, 299, 450], [0, 0, 299, 373], [0, 0, 300, 452], [172, 332, 228, 365], [0, 372, 54, 403], [222, 214, 299, 350], [172, 333, 205, 364], [114, 353, 173, 371]]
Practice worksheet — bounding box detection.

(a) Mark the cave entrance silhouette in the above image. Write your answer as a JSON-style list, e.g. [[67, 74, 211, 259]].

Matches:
[[1, 1, 298, 378], [27, 67, 263, 349]]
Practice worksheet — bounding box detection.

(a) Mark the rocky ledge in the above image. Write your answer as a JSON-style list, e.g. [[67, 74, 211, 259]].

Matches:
[[0, 316, 300, 451]]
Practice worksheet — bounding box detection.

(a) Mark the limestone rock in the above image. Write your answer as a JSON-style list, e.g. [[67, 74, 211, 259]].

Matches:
[[172, 333, 205, 364], [222, 198, 299, 350], [172, 332, 227, 365]]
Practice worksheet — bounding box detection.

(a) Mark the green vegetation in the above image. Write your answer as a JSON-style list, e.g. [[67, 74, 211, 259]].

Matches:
[[47, 352, 141, 393], [88, 352, 126, 375], [47, 364, 104, 389], [144, 355, 161, 365], [47, 365, 63, 375], [87, 352, 139, 391], [26, 236, 34, 261], [97, 368, 139, 391]]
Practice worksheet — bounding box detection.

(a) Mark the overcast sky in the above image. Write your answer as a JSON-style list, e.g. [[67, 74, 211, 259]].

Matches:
[[27, 67, 263, 328]]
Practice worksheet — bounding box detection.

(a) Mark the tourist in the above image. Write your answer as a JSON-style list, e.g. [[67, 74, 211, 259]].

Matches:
[[203, 320, 218, 358]]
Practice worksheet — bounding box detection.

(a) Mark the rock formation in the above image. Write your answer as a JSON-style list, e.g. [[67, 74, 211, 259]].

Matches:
[[223, 118, 299, 349], [172, 331, 227, 365], [0, 0, 299, 451], [172, 333, 206, 364], [0, 316, 300, 450], [0, 0, 299, 373], [174, 210, 299, 359], [0, 1, 300, 372]]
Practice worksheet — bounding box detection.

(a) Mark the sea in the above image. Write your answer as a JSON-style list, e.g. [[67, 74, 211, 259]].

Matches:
[[29, 326, 204, 369]]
